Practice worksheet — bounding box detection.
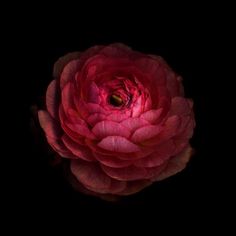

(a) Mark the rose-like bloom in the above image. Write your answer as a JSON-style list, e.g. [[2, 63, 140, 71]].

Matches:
[[38, 43, 195, 198]]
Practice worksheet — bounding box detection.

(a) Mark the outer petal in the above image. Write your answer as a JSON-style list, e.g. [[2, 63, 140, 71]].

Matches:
[[169, 97, 192, 116], [70, 160, 126, 194], [38, 110, 62, 139], [46, 80, 59, 119], [153, 145, 193, 181], [61, 135, 95, 161]]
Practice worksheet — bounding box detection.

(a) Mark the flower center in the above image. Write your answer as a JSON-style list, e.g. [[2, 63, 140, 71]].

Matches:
[[109, 94, 123, 107]]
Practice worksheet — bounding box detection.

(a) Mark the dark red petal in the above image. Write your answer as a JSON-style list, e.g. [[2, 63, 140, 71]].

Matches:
[[87, 113, 107, 126], [153, 145, 193, 181], [98, 136, 140, 153], [92, 120, 131, 139], [61, 135, 95, 161], [46, 80, 59, 119], [38, 110, 62, 139], [169, 97, 191, 116], [117, 180, 151, 196]]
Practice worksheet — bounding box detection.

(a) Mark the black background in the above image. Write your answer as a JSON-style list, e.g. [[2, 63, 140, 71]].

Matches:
[[6, 4, 232, 232]]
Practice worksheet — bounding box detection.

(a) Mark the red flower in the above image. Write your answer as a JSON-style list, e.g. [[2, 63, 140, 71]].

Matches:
[[38, 43, 195, 198]]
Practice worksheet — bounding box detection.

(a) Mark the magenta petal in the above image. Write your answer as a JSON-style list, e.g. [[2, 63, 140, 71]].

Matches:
[[169, 97, 191, 116], [153, 145, 193, 181], [140, 108, 163, 124], [106, 113, 129, 122], [62, 135, 95, 161], [38, 110, 61, 139], [121, 117, 149, 133], [92, 121, 131, 139], [131, 125, 162, 143], [46, 80, 59, 119], [98, 136, 140, 153], [135, 140, 175, 167], [94, 153, 133, 168]]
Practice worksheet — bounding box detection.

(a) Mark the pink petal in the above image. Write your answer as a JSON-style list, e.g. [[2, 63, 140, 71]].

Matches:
[[92, 121, 130, 139], [153, 145, 193, 181], [46, 80, 59, 119], [87, 113, 107, 126], [98, 136, 140, 153], [66, 122, 96, 140], [106, 113, 129, 122], [143, 115, 181, 146], [38, 110, 61, 139], [140, 108, 163, 124], [62, 135, 95, 161], [46, 136, 78, 159], [94, 152, 133, 168], [131, 125, 162, 143], [53, 52, 81, 79], [131, 96, 142, 117], [121, 117, 149, 133], [134, 140, 175, 167], [60, 59, 80, 89], [169, 97, 191, 116]]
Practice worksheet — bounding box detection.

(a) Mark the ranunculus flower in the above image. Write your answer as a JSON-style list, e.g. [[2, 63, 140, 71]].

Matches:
[[38, 43, 195, 198]]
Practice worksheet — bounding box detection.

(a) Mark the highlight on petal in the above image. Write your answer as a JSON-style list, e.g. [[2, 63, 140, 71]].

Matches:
[[98, 136, 140, 153], [92, 121, 131, 139], [152, 145, 193, 181]]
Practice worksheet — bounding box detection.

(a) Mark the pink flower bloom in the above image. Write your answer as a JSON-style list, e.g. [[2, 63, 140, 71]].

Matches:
[[38, 43, 195, 198]]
